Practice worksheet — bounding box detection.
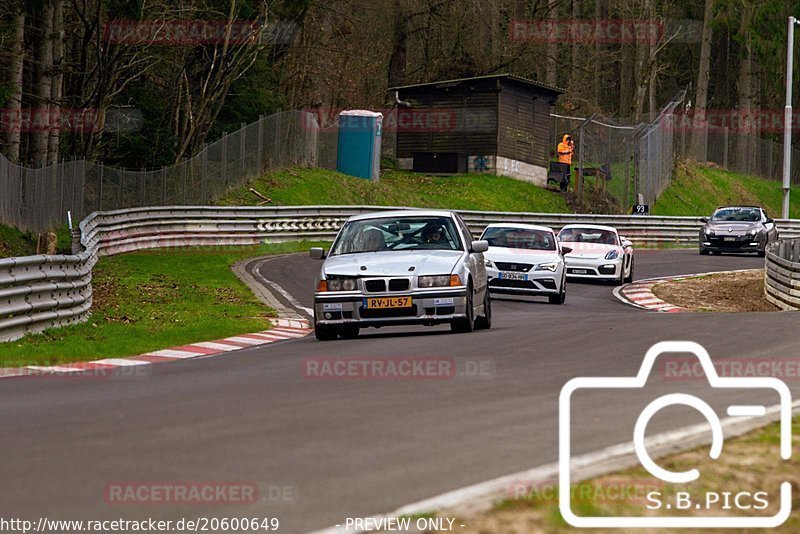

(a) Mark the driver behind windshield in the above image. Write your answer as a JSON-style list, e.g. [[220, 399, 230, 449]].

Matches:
[[421, 223, 445, 244]]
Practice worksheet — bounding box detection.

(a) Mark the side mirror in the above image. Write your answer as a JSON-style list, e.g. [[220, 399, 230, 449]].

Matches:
[[621, 239, 633, 248], [700, 217, 708, 224], [766, 218, 774, 224], [561, 246, 573, 255], [309, 247, 326, 260], [471, 240, 489, 253]]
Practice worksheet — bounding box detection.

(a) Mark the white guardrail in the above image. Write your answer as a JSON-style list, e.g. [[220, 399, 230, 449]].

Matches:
[[4, 205, 800, 342], [765, 238, 800, 310]]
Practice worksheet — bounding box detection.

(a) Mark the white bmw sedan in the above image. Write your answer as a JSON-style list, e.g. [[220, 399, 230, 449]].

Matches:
[[480, 223, 569, 304], [309, 210, 491, 340], [557, 224, 634, 285]]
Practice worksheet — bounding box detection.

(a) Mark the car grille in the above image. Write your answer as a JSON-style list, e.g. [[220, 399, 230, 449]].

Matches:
[[490, 278, 536, 289], [494, 262, 533, 272], [388, 279, 409, 291], [708, 236, 751, 248], [364, 280, 386, 292], [598, 265, 616, 275], [364, 279, 410, 292], [539, 279, 557, 290], [360, 305, 418, 318]]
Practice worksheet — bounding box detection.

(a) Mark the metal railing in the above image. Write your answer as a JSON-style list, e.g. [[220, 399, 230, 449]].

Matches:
[[4, 205, 800, 342], [765, 238, 800, 310]]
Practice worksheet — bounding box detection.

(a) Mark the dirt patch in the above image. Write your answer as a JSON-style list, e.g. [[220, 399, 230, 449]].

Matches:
[[651, 269, 779, 312]]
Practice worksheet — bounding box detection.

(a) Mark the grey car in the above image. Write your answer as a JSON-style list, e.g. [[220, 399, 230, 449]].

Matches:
[[699, 206, 778, 257], [309, 210, 491, 340]]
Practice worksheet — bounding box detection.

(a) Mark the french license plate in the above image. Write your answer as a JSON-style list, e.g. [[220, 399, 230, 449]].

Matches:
[[363, 296, 412, 309], [724, 237, 737, 242], [499, 271, 527, 281], [572, 269, 588, 275]]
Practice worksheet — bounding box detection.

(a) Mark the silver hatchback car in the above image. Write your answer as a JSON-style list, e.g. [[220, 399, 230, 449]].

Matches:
[[309, 210, 491, 340]]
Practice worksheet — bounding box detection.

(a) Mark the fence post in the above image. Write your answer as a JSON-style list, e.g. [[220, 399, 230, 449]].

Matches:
[[257, 115, 265, 172], [722, 127, 729, 168], [161, 167, 167, 205], [240, 122, 246, 173]]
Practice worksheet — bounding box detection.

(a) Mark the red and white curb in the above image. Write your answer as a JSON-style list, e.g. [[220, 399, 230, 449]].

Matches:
[[0, 318, 311, 379], [613, 269, 756, 312]]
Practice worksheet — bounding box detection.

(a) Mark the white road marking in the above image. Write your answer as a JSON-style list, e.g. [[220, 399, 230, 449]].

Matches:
[[93, 358, 150, 366], [225, 336, 267, 345], [146, 349, 203, 359], [193, 341, 242, 352], [253, 258, 314, 316]]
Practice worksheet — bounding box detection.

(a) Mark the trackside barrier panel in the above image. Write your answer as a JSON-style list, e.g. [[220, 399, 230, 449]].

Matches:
[[765, 238, 800, 310]]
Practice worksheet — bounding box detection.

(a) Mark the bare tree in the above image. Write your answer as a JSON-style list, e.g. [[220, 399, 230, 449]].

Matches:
[[689, 0, 714, 160], [4, 0, 26, 162], [30, 1, 54, 166]]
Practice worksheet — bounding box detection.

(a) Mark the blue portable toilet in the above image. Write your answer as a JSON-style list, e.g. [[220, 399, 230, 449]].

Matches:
[[336, 110, 382, 180]]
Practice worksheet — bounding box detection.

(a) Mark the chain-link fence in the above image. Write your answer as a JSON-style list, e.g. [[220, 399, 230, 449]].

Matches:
[[550, 93, 684, 211], [676, 115, 800, 184], [0, 111, 319, 233]]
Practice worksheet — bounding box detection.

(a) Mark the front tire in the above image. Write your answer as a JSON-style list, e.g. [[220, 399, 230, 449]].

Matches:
[[338, 325, 360, 339], [549, 278, 566, 304], [475, 288, 492, 329], [451, 285, 475, 334], [314, 321, 338, 341], [624, 258, 635, 283], [699, 249, 709, 255]]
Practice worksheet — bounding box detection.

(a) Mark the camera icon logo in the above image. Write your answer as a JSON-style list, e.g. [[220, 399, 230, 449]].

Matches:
[[559, 341, 792, 528]]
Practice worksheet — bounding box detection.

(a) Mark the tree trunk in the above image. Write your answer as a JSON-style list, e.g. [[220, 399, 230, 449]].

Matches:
[[5, 4, 26, 163], [48, 0, 64, 165], [31, 1, 54, 167], [619, 40, 633, 116], [387, 0, 408, 88], [545, 0, 557, 88], [690, 0, 714, 161], [735, 4, 754, 173]]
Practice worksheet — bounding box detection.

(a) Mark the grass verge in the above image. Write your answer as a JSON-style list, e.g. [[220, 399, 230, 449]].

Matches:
[[431, 417, 800, 532], [0, 241, 325, 367], [0, 224, 72, 259], [216, 167, 571, 213], [652, 269, 778, 312], [653, 162, 800, 218]]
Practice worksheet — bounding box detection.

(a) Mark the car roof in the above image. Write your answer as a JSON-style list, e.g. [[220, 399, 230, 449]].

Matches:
[[346, 209, 455, 222], [482, 223, 555, 233], [558, 224, 619, 233], [713, 206, 762, 211]]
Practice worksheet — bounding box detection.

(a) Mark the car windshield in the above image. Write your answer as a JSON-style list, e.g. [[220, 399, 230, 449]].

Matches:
[[330, 216, 462, 255], [711, 208, 761, 222], [482, 227, 556, 251], [558, 228, 618, 245]]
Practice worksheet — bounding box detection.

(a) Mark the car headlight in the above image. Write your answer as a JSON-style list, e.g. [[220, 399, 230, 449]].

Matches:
[[605, 250, 620, 260], [748, 228, 759, 236], [325, 277, 358, 291], [418, 275, 452, 288], [705, 228, 715, 236], [535, 262, 559, 272]]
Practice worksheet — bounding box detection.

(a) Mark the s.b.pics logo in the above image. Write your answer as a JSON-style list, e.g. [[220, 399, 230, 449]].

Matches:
[[559, 341, 792, 528]]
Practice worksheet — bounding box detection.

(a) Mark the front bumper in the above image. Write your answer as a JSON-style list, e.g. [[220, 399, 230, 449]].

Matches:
[[564, 257, 622, 280], [313, 287, 468, 327], [485, 267, 561, 295], [700, 234, 764, 253]]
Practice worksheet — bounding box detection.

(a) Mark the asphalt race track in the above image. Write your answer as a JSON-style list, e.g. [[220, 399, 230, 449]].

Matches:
[[1, 249, 796, 533]]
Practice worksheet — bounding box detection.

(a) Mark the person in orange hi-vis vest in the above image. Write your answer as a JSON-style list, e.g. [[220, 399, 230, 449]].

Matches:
[[557, 134, 575, 190], [557, 134, 574, 165]]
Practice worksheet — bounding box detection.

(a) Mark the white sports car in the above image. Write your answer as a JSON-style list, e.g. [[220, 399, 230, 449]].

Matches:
[[480, 223, 570, 304], [557, 224, 634, 285]]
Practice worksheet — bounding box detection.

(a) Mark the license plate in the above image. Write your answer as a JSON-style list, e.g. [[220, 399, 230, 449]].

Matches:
[[499, 271, 527, 281], [572, 269, 588, 275], [363, 296, 412, 309], [724, 237, 737, 242]]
